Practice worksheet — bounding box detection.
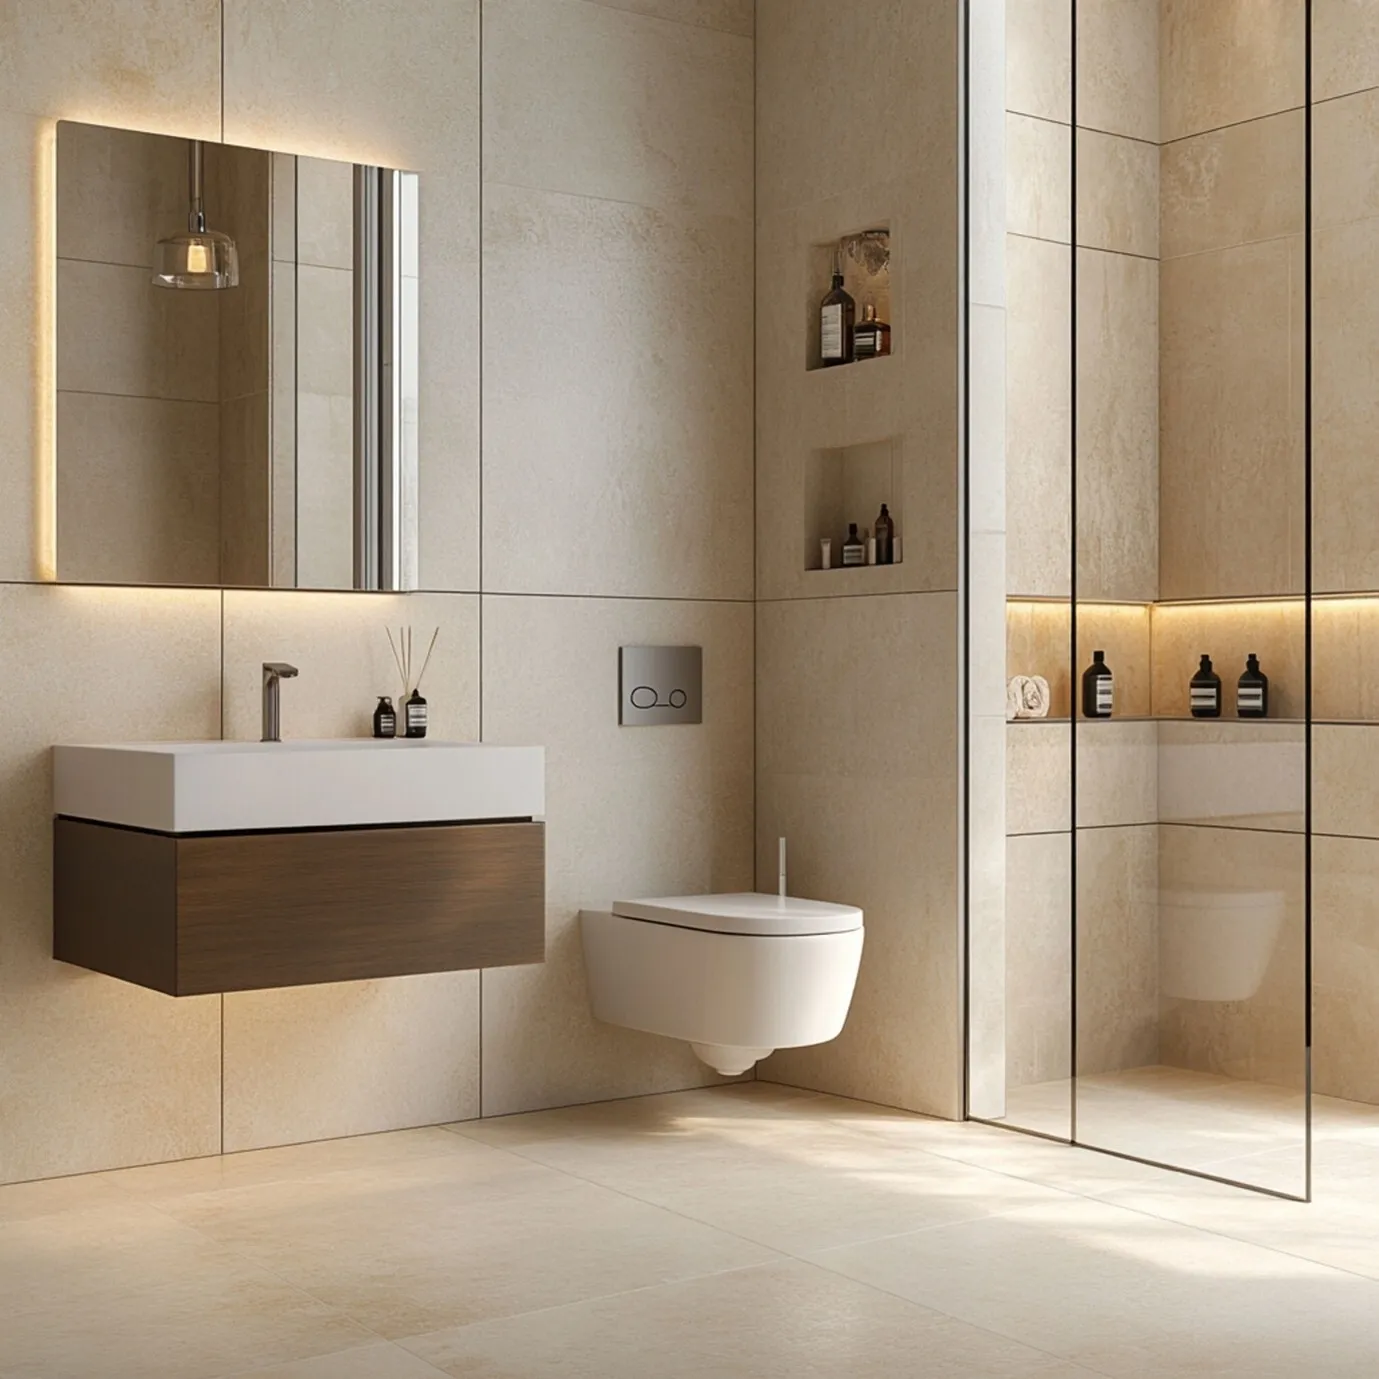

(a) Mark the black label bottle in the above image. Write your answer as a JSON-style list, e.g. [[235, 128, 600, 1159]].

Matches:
[[1081, 650, 1113, 718], [404, 688, 428, 738], [820, 252, 855, 367], [841, 522, 865, 566], [874, 503, 895, 565], [1190, 655, 1222, 718], [854, 301, 891, 360], [372, 696, 397, 738], [1237, 654, 1269, 718]]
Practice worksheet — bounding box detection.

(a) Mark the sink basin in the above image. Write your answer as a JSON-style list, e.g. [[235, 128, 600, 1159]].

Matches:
[[53, 739, 545, 834]]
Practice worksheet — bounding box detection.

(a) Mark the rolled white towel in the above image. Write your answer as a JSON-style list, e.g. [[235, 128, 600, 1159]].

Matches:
[[1022, 675, 1051, 719], [1006, 676, 1026, 721]]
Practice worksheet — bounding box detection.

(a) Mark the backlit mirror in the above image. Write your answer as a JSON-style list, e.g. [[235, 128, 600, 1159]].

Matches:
[[55, 121, 419, 590]]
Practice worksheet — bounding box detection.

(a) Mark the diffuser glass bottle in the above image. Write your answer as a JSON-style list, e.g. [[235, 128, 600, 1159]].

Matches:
[[387, 626, 440, 741]]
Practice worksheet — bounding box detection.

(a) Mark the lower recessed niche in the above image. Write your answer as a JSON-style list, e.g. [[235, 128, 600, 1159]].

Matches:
[[805, 436, 903, 573]]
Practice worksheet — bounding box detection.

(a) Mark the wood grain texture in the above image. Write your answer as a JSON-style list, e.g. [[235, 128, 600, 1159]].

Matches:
[[53, 820, 545, 996], [53, 819, 179, 992]]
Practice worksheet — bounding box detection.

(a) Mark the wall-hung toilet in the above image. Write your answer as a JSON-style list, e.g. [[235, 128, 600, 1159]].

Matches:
[[1159, 888, 1285, 1003], [581, 893, 864, 1075]]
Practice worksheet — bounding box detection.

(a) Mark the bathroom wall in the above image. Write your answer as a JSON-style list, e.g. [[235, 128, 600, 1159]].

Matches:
[[0, 0, 754, 1184], [753, 0, 964, 1118]]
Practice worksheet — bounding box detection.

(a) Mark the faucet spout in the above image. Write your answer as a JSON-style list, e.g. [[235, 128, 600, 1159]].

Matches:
[[261, 662, 299, 743]]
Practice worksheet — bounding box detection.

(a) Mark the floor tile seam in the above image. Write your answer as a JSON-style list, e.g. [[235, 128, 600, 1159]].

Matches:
[[219, 1340, 453, 1379], [796, 1251, 1108, 1374], [391, 1257, 789, 1354], [1083, 1187, 1379, 1290], [100, 1140, 544, 1213], [424, 1128, 804, 1263]]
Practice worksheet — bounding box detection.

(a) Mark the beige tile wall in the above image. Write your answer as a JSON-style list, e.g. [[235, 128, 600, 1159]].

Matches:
[[0, 0, 758, 1183], [756, 594, 962, 1118], [751, 0, 962, 1120]]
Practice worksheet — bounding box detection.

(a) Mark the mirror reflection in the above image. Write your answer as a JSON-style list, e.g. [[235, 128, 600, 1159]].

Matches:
[[55, 120, 418, 591]]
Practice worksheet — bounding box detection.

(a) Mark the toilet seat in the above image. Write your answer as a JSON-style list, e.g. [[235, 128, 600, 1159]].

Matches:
[[612, 892, 862, 938]]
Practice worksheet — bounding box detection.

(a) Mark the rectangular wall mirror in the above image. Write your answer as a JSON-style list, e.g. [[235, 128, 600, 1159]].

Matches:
[[55, 121, 419, 590]]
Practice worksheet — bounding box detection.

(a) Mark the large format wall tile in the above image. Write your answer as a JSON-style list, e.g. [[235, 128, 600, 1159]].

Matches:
[[1077, 130, 1157, 259], [1313, 0, 1379, 102], [482, 183, 752, 601], [1076, 0, 1159, 143], [756, 0, 957, 216], [0, 584, 222, 1184], [1006, 113, 1070, 244], [1315, 725, 1379, 839], [218, 590, 481, 1150], [1313, 835, 1379, 1103], [0, 0, 220, 132], [1075, 248, 1158, 603], [222, 974, 481, 1152], [587, 0, 754, 35], [1160, 0, 1305, 144], [1159, 110, 1304, 262], [1006, 0, 1071, 125], [1314, 218, 1379, 593], [1076, 824, 1159, 1076], [1005, 234, 1070, 597], [757, 593, 961, 1119], [1005, 831, 1071, 1091], [1159, 235, 1304, 600], [479, 594, 754, 1117], [484, 0, 751, 218], [224, 0, 480, 593]]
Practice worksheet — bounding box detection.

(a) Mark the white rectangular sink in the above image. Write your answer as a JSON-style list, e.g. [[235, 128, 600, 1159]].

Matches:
[[53, 740, 545, 834]]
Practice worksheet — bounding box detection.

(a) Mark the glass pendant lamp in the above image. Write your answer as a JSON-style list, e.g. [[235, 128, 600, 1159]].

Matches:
[[152, 139, 239, 289]]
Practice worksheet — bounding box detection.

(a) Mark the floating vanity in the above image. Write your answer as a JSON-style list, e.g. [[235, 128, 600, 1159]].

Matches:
[[52, 740, 545, 996]]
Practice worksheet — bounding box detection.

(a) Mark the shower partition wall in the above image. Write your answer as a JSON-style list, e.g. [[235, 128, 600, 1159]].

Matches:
[[965, 0, 1319, 1199]]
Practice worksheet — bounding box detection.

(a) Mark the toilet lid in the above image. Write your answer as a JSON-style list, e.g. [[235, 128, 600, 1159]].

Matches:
[[612, 892, 863, 937]]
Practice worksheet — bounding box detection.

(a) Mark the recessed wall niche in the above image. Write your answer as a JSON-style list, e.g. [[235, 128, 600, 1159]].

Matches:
[[805, 226, 892, 372], [804, 436, 903, 574]]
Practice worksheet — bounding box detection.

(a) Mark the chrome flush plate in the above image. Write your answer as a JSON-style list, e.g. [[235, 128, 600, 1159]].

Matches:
[[618, 646, 703, 726]]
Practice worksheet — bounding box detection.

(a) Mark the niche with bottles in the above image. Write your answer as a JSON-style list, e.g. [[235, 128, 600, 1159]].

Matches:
[[805, 226, 892, 372], [805, 436, 903, 573]]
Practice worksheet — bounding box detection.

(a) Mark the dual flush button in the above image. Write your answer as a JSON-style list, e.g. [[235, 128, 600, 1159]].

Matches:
[[619, 646, 702, 726]]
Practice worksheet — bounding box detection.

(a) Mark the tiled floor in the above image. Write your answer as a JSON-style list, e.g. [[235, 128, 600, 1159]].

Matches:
[[6, 1081, 1379, 1376]]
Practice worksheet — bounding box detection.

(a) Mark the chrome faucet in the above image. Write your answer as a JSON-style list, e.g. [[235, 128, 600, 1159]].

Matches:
[[261, 662, 299, 743]]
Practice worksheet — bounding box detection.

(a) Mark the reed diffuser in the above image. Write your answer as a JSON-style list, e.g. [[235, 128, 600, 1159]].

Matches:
[[386, 625, 440, 739]]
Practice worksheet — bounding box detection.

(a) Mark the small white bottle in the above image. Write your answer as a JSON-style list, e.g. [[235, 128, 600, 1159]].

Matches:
[[820, 537, 832, 570]]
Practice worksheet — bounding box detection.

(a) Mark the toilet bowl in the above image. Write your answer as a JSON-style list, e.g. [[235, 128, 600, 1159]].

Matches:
[[580, 892, 864, 1075], [1158, 888, 1285, 1002]]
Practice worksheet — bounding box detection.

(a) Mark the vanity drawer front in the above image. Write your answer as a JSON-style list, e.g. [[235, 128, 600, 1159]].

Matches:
[[176, 821, 545, 994], [54, 818, 545, 996]]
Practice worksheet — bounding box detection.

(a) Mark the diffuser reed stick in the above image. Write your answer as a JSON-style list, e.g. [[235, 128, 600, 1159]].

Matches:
[[414, 627, 440, 691]]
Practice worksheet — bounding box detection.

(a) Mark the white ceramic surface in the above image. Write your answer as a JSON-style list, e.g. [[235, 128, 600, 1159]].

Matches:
[[53, 739, 545, 833], [611, 892, 862, 937], [582, 894, 864, 1075]]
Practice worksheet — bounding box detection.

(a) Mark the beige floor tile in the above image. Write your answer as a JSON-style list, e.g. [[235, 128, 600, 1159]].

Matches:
[[0, 1202, 373, 1379], [221, 1342, 450, 1378], [401, 1258, 1097, 1379], [149, 1146, 777, 1339], [809, 1195, 1379, 1378], [454, 1084, 1079, 1255], [0, 1171, 133, 1225]]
